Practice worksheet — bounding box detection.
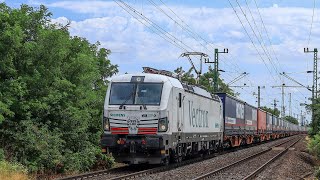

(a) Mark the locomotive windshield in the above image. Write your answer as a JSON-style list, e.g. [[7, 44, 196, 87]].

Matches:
[[109, 82, 163, 105]]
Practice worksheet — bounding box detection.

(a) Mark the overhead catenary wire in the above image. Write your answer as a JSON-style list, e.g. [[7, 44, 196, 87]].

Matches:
[[157, 0, 249, 75], [116, 0, 196, 52], [114, 1, 187, 51], [307, 0, 316, 47], [234, 0, 282, 83], [252, 0, 309, 105], [157, 0, 258, 94], [253, 0, 285, 74], [228, 0, 277, 84]]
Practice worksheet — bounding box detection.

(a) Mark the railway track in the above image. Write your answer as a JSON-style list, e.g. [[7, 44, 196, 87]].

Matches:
[[56, 165, 151, 180], [192, 136, 303, 180], [57, 136, 298, 180]]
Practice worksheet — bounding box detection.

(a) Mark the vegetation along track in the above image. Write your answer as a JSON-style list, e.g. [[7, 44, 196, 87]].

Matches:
[[193, 136, 303, 180]]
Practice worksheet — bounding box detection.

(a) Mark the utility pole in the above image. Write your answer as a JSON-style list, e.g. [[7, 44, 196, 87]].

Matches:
[[272, 99, 279, 116], [258, 86, 261, 108], [282, 84, 285, 118], [253, 86, 264, 108], [272, 83, 287, 118], [289, 93, 292, 117], [304, 47, 318, 134], [300, 110, 303, 126], [304, 48, 318, 100], [205, 48, 228, 92]]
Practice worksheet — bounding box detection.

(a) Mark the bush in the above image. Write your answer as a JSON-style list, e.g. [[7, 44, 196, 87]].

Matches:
[[0, 160, 28, 180], [308, 133, 320, 159], [0, 149, 4, 161], [308, 132, 320, 179], [316, 167, 320, 179]]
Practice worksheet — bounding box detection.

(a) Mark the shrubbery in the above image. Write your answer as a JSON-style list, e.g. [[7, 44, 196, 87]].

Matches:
[[0, 3, 118, 174], [308, 132, 320, 178], [0, 160, 28, 180]]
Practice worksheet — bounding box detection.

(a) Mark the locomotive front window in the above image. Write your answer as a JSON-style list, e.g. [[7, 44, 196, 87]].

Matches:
[[135, 83, 163, 105], [109, 82, 163, 105], [109, 83, 135, 105]]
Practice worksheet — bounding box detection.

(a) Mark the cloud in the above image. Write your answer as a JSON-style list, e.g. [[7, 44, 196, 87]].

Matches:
[[45, 1, 316, 112]]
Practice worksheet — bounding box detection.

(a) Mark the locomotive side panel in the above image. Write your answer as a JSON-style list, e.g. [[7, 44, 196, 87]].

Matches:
[[181, 92, 223, 134]]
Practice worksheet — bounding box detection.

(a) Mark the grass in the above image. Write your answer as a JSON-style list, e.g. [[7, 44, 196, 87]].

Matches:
[[0, 160, 29, 180]]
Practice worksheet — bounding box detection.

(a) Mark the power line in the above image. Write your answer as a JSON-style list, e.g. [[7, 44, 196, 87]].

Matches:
[[235, 0, 282, 83], [158, 0, 248, 76], [116, 0, 196, 52], [228, 0, 277, 83], [253, 0, 285, 74], [307, 0, 316, 47]]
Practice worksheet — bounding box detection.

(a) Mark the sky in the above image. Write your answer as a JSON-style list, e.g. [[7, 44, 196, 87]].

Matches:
[[4, 0, 319, 123]]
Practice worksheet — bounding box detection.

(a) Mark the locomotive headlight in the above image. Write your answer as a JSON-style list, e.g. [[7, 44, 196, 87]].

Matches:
[[158, 117, 168, 132], [103, 117, 110, 131]]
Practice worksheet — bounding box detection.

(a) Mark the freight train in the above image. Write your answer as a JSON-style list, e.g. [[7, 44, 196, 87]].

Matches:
[[100, 67, 307, 165]]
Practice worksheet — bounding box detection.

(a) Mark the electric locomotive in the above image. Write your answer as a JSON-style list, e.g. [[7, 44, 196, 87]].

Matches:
[[100, 67, 224, 164]]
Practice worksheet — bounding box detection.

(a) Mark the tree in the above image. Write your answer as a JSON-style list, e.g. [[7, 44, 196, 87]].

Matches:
[[260, 106, 280, 117], [307, 98, 320, 136], [174, 66, 235, 96], [283, 116, 299, 125], [0, 3, 118, 173]]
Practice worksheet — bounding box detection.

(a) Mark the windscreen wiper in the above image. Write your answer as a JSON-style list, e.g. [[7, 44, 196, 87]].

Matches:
[[138, 97, 147, 110], [119, 91, 135, 109]]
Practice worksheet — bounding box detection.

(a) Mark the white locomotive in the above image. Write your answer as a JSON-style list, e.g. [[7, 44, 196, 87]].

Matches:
[[100, 67, 224, 164]]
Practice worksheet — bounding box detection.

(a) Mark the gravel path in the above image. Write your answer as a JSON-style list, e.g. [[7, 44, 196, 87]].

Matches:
[[256, 136, 317, 180], [135, 136, 298, 180]]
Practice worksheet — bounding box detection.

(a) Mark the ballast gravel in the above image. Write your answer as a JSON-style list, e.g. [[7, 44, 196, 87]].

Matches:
[[256, 136, 316, 180], [135, 136, 298, 180]]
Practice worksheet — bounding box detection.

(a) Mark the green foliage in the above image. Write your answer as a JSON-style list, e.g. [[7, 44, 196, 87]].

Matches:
[[0, 3, 118, 174], [260, 106, 280, 117], [0, 149, 4, 161], [308, 98, 320, 136], [94, 154, 115, 169], [0, 160, 29, 180], [283, 116, 299, 125], [0, 160, 27, 174], [308, 132, 320, 159], [308, 132, 320, 178], [174, 66, 235, 96], [316, 166, 320, 179]]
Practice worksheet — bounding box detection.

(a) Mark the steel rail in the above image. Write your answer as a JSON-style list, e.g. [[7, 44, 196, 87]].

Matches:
[[192, 136, 300, 180], [243, 137, 302, 180], [57, 166, 131, 180]]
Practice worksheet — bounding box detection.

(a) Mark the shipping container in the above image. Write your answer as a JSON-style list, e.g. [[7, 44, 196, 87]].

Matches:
[[266, 113, 273, 133], [244, 103, 258, 133], [279, 118, 284, 131], [257, 109, 267, 133], [272, 116, 279, 131], [217, 93, 246, 135]]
